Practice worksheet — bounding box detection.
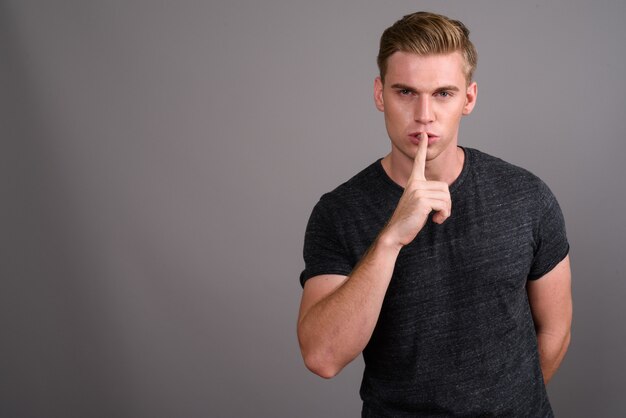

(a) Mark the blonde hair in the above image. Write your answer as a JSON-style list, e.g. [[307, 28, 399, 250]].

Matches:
[[377, 11, 478, 84]]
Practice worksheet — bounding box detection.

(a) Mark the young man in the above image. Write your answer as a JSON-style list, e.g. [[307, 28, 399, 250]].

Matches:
[[298, 11, 571, 417]]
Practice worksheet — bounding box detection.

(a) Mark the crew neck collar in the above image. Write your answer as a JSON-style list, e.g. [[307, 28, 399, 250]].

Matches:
[[374, 146, 471, 196]]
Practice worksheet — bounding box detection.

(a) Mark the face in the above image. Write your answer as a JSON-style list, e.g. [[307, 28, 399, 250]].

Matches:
[[374, 51, 477, 167]]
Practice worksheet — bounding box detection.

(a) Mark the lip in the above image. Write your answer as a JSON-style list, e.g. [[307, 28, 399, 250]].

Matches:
[[409, 132, 439, 145]]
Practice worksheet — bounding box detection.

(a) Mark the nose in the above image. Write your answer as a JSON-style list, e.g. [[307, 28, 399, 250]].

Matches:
[[414, 96, 434, 124]]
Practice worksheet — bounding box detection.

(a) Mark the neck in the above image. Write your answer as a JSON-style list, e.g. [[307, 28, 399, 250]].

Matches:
[[382, 146, 465, 188]]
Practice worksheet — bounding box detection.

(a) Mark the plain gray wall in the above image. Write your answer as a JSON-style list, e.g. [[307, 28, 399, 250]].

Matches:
[[2, 1, 625, 417]]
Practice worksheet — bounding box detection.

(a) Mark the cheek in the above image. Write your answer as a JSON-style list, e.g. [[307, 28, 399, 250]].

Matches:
[[438, 102, 465, 120], [386, 113, 409, 135], [387, 102, 412, 122], [384, 109, 410, 138]]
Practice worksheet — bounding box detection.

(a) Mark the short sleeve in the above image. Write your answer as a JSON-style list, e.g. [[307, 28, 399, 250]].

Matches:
[[527, 182, 569, 280], [299, 197, 353, 287]]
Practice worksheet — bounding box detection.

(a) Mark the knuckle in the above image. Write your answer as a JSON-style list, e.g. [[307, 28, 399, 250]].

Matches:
[[410, 189, 424, 200]]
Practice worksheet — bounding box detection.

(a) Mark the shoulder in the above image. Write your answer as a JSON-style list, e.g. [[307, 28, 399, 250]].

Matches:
[[466, 147, 538, 181], [465, 147, 556, 206], [316, 159, 393, 210], [306, 159, 398, 239]]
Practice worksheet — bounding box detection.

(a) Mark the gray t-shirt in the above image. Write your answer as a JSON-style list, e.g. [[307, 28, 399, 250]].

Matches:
[[300, 147, 569, 417]]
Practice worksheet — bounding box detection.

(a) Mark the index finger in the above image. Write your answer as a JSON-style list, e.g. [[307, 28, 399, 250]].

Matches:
[[410, 132, 428, 181]]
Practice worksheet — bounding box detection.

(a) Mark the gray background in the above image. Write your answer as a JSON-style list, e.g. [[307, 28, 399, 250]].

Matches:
[[1, 0, 625, 417]]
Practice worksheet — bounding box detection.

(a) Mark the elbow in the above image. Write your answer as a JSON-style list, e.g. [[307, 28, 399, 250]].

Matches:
[[298, 334, 342, 379], [562, 329, 572, 353], [552, 327, 572, 354], [297, 322, 347, 379], [536, 327, 572, 358], [302, 351, 341, 379]]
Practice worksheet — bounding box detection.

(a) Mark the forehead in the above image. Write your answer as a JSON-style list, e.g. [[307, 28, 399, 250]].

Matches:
[[384, 51, 467, 88]]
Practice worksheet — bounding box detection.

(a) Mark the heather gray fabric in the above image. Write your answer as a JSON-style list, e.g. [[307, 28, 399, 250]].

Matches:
[[301, 147, 569, 416]]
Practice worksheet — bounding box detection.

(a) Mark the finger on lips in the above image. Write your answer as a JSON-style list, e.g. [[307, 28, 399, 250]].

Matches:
[[411, 132, 428, 181]]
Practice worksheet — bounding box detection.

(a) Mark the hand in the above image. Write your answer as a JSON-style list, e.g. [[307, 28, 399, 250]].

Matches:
[[383, 133, 452, 248]]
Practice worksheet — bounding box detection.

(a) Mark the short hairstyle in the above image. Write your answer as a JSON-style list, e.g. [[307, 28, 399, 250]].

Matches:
[[377, 11, 478, 84]]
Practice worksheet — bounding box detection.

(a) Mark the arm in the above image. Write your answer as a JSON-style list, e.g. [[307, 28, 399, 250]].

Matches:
[[526, 255, 572, 384], [297, 233, 401, 378], [297, 134, 451, 378]]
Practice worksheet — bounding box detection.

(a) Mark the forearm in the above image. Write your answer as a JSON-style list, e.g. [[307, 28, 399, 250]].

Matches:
[[297, 232, 401, 378], [298, 139, 452, 378], [536, 329, 571, 384]]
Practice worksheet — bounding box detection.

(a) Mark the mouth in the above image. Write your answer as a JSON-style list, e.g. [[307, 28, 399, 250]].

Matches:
[[409, 132, 439, 145]]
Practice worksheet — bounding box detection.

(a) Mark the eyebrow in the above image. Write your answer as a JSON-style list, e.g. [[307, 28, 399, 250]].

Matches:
[[390, 83, 461, 93]]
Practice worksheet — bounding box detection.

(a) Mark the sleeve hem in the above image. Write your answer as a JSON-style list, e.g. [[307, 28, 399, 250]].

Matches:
[[527, 245, 570, 281], [299, 268, 352, 288]]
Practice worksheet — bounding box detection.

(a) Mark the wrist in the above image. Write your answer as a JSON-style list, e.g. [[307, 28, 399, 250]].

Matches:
[[376, 228, 404, 253]]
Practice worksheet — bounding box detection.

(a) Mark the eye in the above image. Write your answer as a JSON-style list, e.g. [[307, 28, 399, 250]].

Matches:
[[399, 89, 412, 96], [436, 91, 452, 98]]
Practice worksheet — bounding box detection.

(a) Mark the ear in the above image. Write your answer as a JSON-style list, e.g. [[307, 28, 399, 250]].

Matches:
[[374, 77, 385, 112], [462, 81, 477, 115]]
